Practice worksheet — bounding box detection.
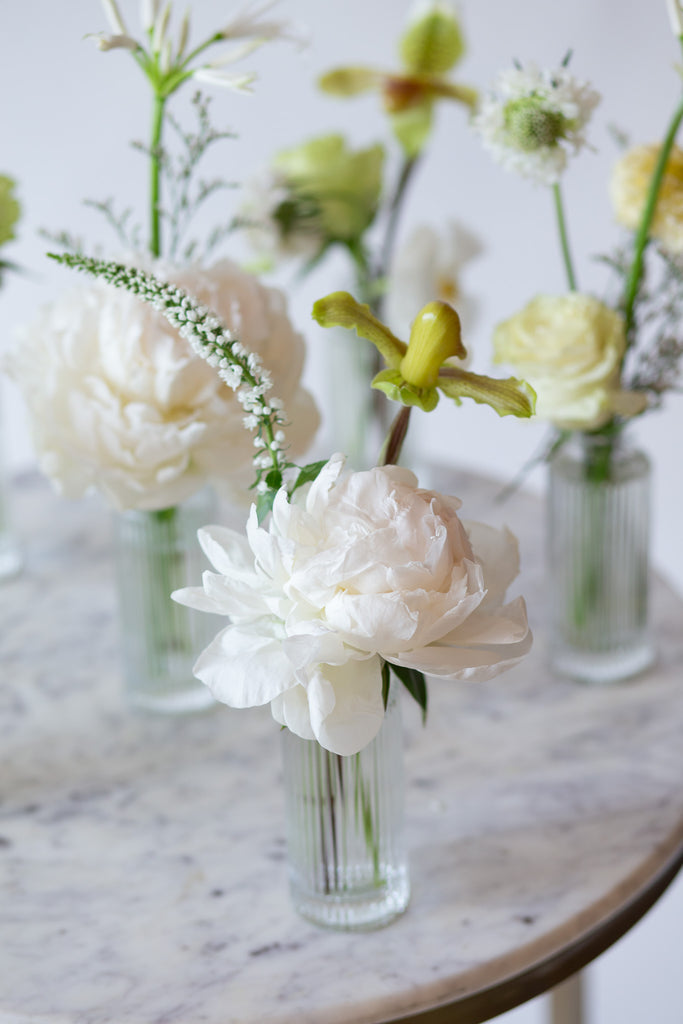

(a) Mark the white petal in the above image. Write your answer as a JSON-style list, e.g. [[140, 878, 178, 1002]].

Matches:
[[308, 657, 386, 756], [193, 624, 293, 706], [271, 685, 315, 741], [197, 523, 256, 576]]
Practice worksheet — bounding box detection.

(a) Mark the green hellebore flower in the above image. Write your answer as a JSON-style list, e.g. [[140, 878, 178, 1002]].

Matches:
[[274, 134, 385, 242], [0, 176, 20, 248], [312, 291, 536, 418]]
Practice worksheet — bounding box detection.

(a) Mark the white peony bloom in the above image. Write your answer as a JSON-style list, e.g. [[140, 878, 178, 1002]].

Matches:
[[386, 221, 482, 344], [174, 455, 532, 755], [7, 257, 319, 511], [473, 63, 600, 186]]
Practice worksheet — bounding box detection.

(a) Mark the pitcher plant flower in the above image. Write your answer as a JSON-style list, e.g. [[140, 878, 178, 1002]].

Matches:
[[319, 1, 477, 157], [312, 290, 535, 420]]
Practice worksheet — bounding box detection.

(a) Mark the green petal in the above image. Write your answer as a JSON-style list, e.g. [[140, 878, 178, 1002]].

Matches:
[[312, 291, 406, 367], [318, 66, 383, 97], [390, 102, 434, 156], [372, 369, 440, 412], [426, 78, 478, 109], [399, 6, 465, 75], [437, 368, 537, 418]]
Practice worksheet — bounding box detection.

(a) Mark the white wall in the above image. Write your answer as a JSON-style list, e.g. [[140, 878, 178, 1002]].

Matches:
[[2, 3, 683, 1022]]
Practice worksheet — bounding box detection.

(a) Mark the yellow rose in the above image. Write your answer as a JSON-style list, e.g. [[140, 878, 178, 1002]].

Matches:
[[493, 293, 647, 430], [609, 143, 683, 254]]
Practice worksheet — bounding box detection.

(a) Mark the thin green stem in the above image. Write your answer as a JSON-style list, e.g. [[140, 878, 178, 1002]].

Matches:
[[623, 93, 683, 338], [150, 93, 166, 257], [376, 155, 420, 315], [553, 182, 577, 292]]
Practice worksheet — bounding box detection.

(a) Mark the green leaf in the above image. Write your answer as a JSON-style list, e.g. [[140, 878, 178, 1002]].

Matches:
[[381, 660, 391, 710], [265, 468, 283, 490], [437, 368, 537, 418], [390, 663, 428, 723], [256, 489, 277, 523], [290, 459, 328, 495], [312, 291, 406, 367]]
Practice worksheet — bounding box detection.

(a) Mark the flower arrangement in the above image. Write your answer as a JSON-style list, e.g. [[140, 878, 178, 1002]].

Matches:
[[7, 1, 318, 511], [472, 12, 683, 681], [5, 1, 321, 711], [241, 2, 481, 460], [52, 245, 534, 922]]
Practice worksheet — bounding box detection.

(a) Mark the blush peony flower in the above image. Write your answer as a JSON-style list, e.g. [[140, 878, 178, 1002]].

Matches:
[[6, 257, 319, 511], [610, 143, 683, 254], [173, 454, 532, 755], [493, 293, 647, 430]]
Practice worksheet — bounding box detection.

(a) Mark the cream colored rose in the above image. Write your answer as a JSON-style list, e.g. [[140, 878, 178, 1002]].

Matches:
[[610, 144, 683, 254], [493, 293, 647, 430], [7, 257, 319, 511]]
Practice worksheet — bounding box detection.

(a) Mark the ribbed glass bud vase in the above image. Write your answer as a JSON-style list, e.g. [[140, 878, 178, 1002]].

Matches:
[[113, 488, 219, 714], [0, 473, 22, 580], [281, 682, 409, 930], [547, 431, 654, 684]]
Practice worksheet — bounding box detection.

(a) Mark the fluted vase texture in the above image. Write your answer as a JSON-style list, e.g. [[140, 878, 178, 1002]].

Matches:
[[547, 431, 654, 684], [114, 487, 219, 713], [281, 682, 410, 930]]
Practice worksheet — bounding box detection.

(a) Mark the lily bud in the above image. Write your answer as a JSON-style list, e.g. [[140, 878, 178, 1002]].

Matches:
[[400, 301, 466, 388]]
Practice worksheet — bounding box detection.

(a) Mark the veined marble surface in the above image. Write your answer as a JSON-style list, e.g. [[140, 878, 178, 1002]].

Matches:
[[2, 470, 683, 1024]]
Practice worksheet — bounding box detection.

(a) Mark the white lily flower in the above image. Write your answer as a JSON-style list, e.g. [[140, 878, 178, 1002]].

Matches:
[[386, 221, 482, 343], [152, 1, 171, 53], [192, 67, 257, 91], [176, 6, 190, 58], [140, 0, 159, 32], [218, 0, 303, 44], [101, 0, 128, 35], [88, 31, 140, 51]]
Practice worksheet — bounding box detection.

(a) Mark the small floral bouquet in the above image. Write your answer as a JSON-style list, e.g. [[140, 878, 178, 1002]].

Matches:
[[51, 242, 534, 927], [241, 1, 480, 461], [5, 1, 319, 711], [472, 7, 683, 682]]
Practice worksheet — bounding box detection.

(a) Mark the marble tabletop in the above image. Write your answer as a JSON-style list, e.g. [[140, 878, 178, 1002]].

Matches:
[[2, 468, 683, 1024]]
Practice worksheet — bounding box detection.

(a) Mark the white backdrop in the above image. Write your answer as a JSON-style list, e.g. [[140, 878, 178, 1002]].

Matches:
[[2, 3, 683, 1022]]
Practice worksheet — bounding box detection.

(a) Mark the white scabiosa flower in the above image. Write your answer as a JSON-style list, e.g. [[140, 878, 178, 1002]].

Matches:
[[173, 454, 532, 755], [6, 257, 319, 511], [473, 62, 600, 185]]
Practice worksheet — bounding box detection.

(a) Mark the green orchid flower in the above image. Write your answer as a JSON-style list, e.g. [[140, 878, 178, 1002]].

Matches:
[[312, 291, 536, 419], [319, 3, 477, 156]]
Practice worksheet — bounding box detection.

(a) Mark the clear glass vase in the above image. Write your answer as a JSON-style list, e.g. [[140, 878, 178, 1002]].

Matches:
[[281, 682, 410, 930], [547, 431, 655, 684], [113, 488, 219, 714]]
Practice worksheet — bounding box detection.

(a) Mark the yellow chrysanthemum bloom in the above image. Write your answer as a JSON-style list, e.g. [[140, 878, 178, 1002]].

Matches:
[[610, 143, 683, 254]]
